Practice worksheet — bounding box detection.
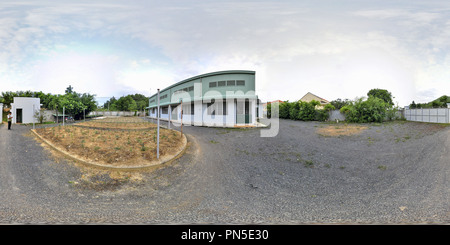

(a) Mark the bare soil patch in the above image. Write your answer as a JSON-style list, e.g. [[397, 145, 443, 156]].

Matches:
[[316, 124, 368, 136], [76, 116, 156, 130], [34, 117, 184, 167]]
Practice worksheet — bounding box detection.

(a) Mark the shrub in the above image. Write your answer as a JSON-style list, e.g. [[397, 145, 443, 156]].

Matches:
[[279, 101, 291, 119], [315, 109, 329, 121], [340, 97, 388, 123], [297, 101, 317, 121]]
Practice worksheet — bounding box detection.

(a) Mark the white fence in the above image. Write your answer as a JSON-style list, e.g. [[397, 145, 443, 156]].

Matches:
[[88, 111, 145, 117], [404, 108, 450, 124]]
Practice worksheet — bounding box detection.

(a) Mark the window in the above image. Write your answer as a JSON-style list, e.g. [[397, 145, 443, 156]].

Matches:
[[218, 81, 226, 87], [150, 99, 155, 103], [188, 86, 194, 91], [207, 100, 227, 115], [209, 82, 217, 88], [236, 80, 245, 86], [227, 80, 235, 86], [160, 94, 168, 100], [182, 103, 195, 115], [161, 107, 168, 114]]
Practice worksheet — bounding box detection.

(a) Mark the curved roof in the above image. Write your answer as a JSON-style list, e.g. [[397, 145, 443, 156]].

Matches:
[[150, 70, 255, 98]]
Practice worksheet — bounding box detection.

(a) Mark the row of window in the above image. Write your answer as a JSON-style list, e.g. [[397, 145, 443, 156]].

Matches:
[[151, 101, 228, 116], [174, 86, 194, 94], [209, 80, 245, 88], [149, 94, 167, 104], [150, 80, 246, 103]]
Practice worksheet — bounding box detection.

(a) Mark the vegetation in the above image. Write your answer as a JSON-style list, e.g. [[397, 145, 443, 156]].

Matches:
[[34, 117, 183, 166], [409, 95, 450, 109], [267, 100, 330, 122], [1, 86, 149, 121], [330, 98, 351, 110], [1, 86, 97, 120], [339, 88, 400, 123], [267, 88, 400, 124], [102, 94, 149, 112]]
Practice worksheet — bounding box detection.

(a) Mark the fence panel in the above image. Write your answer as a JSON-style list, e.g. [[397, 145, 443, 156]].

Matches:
[[405, 108, 449, 124]]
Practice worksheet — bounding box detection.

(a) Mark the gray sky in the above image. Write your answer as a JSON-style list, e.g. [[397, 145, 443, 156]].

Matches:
[[1, 0, 449, 106]]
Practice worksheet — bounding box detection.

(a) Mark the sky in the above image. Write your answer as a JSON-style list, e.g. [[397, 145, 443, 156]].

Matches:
[[1, 0, 450, 107]]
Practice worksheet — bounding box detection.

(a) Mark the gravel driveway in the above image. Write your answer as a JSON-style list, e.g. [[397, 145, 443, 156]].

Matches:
[[0, 119, 449, 224]]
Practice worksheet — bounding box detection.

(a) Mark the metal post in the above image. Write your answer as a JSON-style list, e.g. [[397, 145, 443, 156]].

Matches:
[[180, 99, 183, 137], [84, 108, 86, 122], [63, 106, 65, 126], [33, 104, 35, 129], [157, 89, 160, 159], [168, 104, 171, 129]]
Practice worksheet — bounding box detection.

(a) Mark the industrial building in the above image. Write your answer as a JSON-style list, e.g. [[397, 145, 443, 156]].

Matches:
[[147, 70, 261, 127]]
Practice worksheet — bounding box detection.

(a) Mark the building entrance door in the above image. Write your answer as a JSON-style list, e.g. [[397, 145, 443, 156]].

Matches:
[[236, 99, 250, 124], [244, 99, 250, 124], [16, 109, 23, 123]]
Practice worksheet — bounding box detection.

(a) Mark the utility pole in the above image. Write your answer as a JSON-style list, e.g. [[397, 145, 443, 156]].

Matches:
[[157, 89, 160, 159], [33, 104, 35, 130]]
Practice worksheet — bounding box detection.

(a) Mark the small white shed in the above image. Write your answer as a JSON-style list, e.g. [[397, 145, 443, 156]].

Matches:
[[10, 97, 41, 124]]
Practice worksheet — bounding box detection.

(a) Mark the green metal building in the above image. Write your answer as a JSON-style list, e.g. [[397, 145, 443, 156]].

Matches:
[[147, 70, 261, 127]]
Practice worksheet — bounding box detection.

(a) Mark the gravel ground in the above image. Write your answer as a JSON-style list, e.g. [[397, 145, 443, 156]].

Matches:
[[0, 119, 449, 224]]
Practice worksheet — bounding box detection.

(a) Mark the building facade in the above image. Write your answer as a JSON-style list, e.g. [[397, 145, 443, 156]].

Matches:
[[300, 92, 329, 109], [147, 70, 261, 127], [10, 97, 41, 124]]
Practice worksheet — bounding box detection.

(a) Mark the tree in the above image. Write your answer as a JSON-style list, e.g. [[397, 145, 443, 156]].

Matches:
[[330, 98, 350, 110], [340, 97, 389, 123], [103, 96, 117, 110], [367, 88, 394, 106], [130, 93, 149, 111], [57, 86, 97, 120], [65, 85, 74, 94], [115, 95, 137, 111]]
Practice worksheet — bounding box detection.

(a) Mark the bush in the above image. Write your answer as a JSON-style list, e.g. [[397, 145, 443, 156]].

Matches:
[[340, 97, 389, 123], [315, 109, 329, 121], [279, 101, 291, 119], [297, 101, 317, 121]]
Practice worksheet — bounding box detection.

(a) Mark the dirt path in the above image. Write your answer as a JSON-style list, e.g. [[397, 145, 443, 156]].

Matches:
[[0, 120, 449, 224]]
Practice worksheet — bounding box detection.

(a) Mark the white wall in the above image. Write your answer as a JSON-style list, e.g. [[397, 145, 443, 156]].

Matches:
[[11, 97, 40, 124], [0, 103, 3, 124], [148, 98, 259, 127], [405, 108, 449, 123]]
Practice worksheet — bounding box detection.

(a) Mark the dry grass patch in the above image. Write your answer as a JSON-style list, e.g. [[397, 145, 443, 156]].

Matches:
[[76, 116, 156, 130], [316, 124, 368, 137], [34, 117, 184, 167]]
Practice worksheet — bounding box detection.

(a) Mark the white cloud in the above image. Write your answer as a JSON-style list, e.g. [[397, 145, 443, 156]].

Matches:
[[0, 0, 449, 107]]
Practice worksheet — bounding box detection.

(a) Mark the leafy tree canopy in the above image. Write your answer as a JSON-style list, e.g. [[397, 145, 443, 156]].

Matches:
[[367, 88, 394, 106]]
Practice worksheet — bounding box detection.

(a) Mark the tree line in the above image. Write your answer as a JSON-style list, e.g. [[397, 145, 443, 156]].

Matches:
[[409, 95, 450, 109], [1, 86, 97, 120], [101, 94, 149, 112], [268, 88, 401, 123], [1, 85, 150, 120]]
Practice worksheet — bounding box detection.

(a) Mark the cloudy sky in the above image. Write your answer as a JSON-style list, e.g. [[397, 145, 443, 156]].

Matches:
[[1, 0, 449, 106]]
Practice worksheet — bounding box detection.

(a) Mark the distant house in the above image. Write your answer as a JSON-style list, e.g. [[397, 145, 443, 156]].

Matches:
[[300, 92, 329, 109], [10, 97, 41, 124]]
